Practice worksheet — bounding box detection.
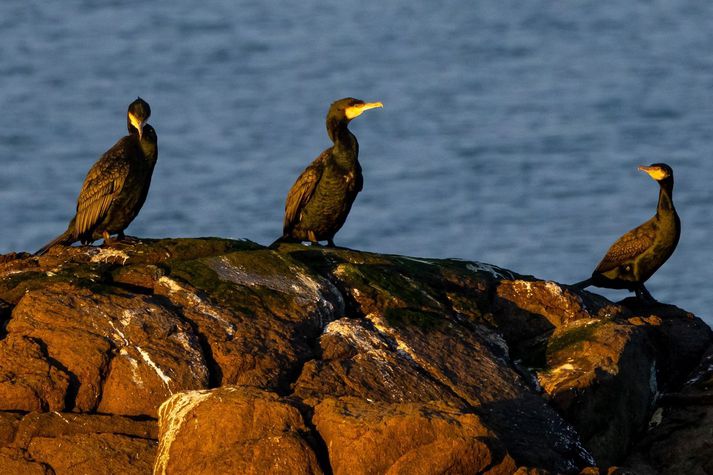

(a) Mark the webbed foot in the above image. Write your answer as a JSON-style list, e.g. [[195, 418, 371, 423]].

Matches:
[[118, 234, 141, 244]]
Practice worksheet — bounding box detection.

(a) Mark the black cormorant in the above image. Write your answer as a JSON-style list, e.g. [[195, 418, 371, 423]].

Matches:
[[274, 97, 383, 247], [36, 98, 158, 255], [574, 163, 680, 302]]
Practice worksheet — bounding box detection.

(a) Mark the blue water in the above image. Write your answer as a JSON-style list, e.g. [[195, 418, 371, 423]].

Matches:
[[1, 1, 712, 324]]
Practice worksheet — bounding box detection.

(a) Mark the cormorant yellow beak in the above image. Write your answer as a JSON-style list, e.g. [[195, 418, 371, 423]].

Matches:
[[129, 112, 146, 140], [345, 102, 383, 120], [638, 165, 667, 181]]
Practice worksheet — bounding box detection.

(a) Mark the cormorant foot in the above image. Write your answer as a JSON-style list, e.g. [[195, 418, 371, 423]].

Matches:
[[103, 240, 137, 250], [118, 235, 141, 244], [326, 239, 336, 248], [101, 232, 139, 249], [635, 286, 658, 304]]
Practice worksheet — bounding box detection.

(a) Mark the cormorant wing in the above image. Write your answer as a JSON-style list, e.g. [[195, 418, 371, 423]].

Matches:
[[73, 137, 132, 238], [594, 219, 657, 273], [354, 161, 363, 193], [283, 148, 329, 234]]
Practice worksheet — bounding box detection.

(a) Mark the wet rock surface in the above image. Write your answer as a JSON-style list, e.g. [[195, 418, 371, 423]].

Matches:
[[0, 238, 709, 474]]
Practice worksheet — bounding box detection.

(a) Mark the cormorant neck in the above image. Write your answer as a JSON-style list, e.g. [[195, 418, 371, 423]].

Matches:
[[140, 140, 157, 166], [127, 119, 139, 137], [657, 178, 675, 214], [139, 126, 157, 166], [327, 117, 352, 143], [327, 117, 357, 163]]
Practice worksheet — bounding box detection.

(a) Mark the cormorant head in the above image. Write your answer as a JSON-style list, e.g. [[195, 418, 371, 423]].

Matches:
[[326, 98, 382, 141], [638, 163, 673, 182], [329, 98, 383, 122], [127, 97, 151, 140]]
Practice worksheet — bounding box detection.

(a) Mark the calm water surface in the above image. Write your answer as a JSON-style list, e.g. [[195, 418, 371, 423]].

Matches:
[[1, 1, 712, 323]]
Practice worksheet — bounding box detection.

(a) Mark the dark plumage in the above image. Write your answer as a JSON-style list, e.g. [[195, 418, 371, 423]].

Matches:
[[275, 97, 382, 247], [36, 98, 158, 255], [574, 163, 680, 302]]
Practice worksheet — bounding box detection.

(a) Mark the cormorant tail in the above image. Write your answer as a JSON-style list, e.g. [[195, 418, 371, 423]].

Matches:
[[572, 278, 593, 289], [35, 229, 74, 256]]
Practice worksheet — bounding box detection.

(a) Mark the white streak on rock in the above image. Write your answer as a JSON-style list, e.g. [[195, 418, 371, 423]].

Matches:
[[544, 280, 588, 316], [90, 248, 129, 265], [173, 332, 194, 352], [129, 356, 143, 388], [466, 262, 512, 279], [136, 346, 172, 393], [158, 276, 236, 337], [402, 274, 443, 308], [648, 407, 664, 430], [684, 351, 713, 385], [120, 310, 133, 326], [157, 276, 183, 294], [209, 256, 342, 326], [474, 324, 510, 359], [324, 319, 390, 357], [401, 256, 435, 265], [154, 389, 214, 475], [552, 363, 576, 373], [119, 349, 144, 387], [365, 313, 415, 361], [649, 362, 658, 401], [109, 321, 129, 347], [53, 411, 70, 424], [324, 318, 408, 399], [544, 281, 563, 296]]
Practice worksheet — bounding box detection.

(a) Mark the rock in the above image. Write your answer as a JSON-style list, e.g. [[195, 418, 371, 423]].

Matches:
[[11, 412, 157, 447], [26, 434, 155, 475], [490, 277, 712, 466], [0, 335, 70, 412], [0, 448, 52, 475], [539, 318, 654, 466], [294, 318, 465, 406], [0, 238, 709, 473], [540, 302, 711, 466], [154, 249, 344, 391], [154, 386, 322, 475], [313, 397, 518, 475], [625, 345, 713, 473], [493, 280, 625, 364], [623, 299, 712, 388], [296, 251, 593, 472], [0, 411, 156, 475], [8, 282, 209, 416], [0, 413, 22, 446]]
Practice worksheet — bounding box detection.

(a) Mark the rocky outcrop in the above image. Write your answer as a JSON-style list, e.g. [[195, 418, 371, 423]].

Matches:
[[155, 386, 322, 475], [0, 239, 709, 474], [625, 345, 713, 474], [0, 412, 156, 475]]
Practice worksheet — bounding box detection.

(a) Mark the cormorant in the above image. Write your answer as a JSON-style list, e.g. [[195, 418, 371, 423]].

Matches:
[[273, 97, 382, 247], [36, 98, 158, 255], [574, 163, 680, 302]]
